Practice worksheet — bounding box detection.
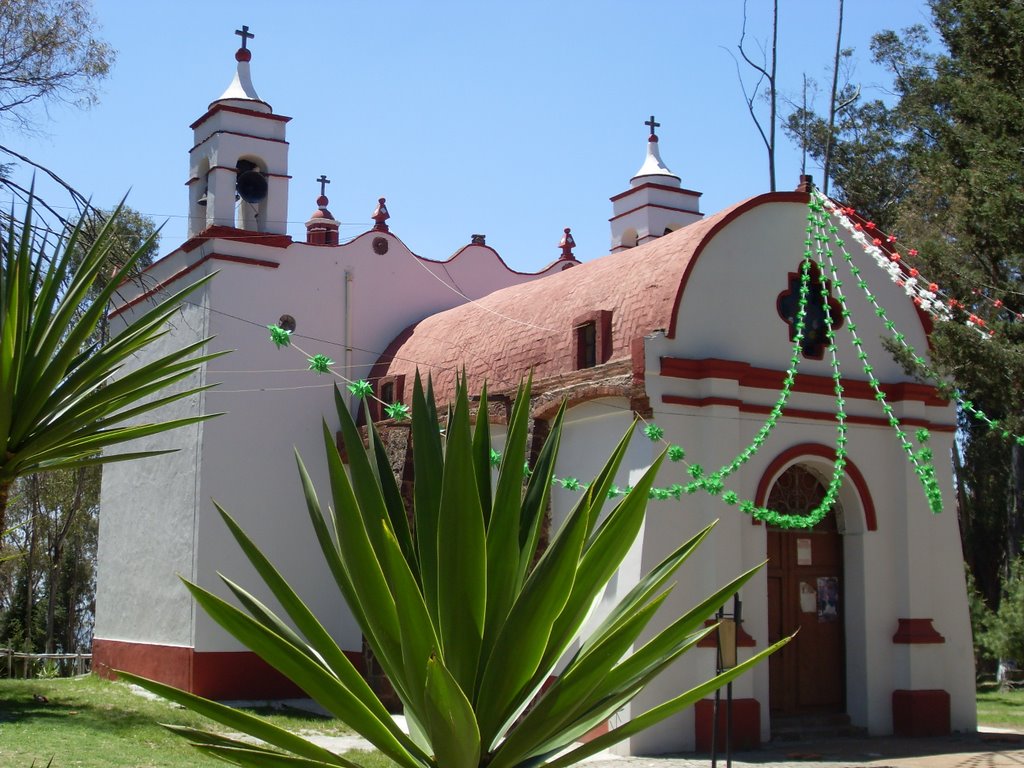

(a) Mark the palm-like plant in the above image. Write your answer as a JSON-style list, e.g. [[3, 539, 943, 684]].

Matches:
[[0, 196, 222, 533], [122, 376, 787, 768]]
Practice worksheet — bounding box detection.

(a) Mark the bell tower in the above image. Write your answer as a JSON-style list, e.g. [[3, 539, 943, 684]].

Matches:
[[187, 26, 291, 237], [610, 116, 702, 252]]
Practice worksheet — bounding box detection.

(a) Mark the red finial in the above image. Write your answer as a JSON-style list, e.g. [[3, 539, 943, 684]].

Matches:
[[559, 227, 576, 260], [372, 197, 390, 232]]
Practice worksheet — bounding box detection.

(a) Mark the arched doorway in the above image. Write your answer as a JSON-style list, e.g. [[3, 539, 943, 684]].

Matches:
[[766, 465, 846, 718]]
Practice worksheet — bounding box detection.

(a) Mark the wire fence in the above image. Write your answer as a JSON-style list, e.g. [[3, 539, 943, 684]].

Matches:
[[0, 648, 92, 679]]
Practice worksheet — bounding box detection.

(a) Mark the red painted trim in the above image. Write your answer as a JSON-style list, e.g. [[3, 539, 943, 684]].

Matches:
[[661, 393, 955, 433], [190, 130, 289, 156], [610, 181, 703, 202], [109, 251, 279, 319], [754, 443, 878, 531], [190, 103, 291, 130], [179, 226, 293, 254], [695, 619, 757, 648], [93, 638, 193, 691], [661, 357, 949, 407], [572, 309, 613, 369], [94, 638, 362, 700], [191, 651, 306, 699], [695, 698, 760, 750], [608, 201, 702, 222], [892, 689, 950, 736], [630, 337, 647, 387], [892, 618, 945, 644]]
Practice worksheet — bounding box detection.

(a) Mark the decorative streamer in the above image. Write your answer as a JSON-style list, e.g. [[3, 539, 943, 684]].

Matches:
[[262, 190, 971, 528]]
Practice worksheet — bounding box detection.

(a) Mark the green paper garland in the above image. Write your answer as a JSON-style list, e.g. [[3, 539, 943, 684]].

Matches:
[[267, 195, 959, 526], [267, 324, 292, 348], [307, 354, 334, 374], [347, 379, 374, 397], [811, 195, 944, 512], [384, 402, 411, 421], [643, 423, 665, 441]]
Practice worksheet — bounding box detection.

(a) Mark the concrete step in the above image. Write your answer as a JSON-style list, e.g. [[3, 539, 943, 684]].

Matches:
[[771, 713, 867, 742]]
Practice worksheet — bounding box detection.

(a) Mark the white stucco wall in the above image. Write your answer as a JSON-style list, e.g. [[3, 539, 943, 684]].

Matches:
[[98, 229, 575, 656], [614, 198, 975, 751], [95, 276, 213, 648]]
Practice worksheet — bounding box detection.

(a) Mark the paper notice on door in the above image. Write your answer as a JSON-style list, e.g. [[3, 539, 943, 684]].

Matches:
[[799, 581, 816, 613], [797, 538, 812, 565]]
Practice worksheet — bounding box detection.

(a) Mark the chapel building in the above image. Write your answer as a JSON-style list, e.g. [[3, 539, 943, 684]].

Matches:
[[94, 31, 975, 754]]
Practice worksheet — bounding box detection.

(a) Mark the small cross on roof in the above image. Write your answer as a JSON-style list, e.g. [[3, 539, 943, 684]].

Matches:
[[317, 175, 331, 197], [235, 25, 255, 49], [645, 115, 661, 137]]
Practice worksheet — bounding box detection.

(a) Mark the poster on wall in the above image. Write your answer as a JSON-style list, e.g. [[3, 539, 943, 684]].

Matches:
[[799, 581, 817, 613], [797, 538, 812, 565], [817, 576, 839, 622]]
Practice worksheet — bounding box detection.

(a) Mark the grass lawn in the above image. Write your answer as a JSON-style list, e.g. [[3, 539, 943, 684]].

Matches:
[[977, 682, 1024, 730], [0, 674, 390, 767]]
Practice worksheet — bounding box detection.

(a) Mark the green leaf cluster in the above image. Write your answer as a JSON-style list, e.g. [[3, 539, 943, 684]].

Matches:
[[124, 374, 787, 768], [0, 193, 223, 533]]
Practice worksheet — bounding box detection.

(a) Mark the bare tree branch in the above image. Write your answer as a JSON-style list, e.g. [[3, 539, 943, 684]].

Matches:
[[735, 0, 778, 191]]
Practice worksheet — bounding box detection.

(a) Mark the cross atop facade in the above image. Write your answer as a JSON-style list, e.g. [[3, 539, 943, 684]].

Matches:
[[317, 175, 330, 197], [645, 115, 661, 137], [235, 25, 255, 49]]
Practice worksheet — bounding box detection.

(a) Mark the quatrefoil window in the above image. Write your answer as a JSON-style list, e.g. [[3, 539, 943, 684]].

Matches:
[[776, 263, 844, 359]]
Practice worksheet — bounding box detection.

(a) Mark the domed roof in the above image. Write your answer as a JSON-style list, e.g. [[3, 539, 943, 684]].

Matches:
[[372, 191, 806, 402]]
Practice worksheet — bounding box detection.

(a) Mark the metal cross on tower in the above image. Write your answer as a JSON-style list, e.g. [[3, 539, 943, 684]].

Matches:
[[235, 25, 255, 49], [317, 175, 331, 197], [645, 115, 661, 137]]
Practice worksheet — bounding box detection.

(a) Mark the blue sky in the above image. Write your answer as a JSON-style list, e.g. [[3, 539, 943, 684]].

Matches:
[[9, 1, 935, 271]]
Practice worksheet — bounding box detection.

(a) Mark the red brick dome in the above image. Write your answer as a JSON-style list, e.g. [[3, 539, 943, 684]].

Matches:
[[371, 192, 807, 403]]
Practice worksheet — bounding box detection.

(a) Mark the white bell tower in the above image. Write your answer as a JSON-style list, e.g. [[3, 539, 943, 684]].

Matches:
[[187, 26, 291, 238], [610, 116, 702, 252]]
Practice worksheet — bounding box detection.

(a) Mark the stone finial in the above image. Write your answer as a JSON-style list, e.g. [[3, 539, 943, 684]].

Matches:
[[559, 227, 576, 259], [372, 197, 390, 232], [471, 234, 486, 246]]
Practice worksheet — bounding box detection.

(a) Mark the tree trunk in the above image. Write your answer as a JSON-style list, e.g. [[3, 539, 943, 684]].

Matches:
[[768, 0, 778, 192], [1007, 442, 1024, 570], [44, 468, 85, 653], [23, 476, 39, 651], [0, 475, 11, 539], [823, 0, 846, 195]]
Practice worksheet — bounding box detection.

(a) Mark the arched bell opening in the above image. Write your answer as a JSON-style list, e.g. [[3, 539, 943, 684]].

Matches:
[[235, 157, 269, 231]]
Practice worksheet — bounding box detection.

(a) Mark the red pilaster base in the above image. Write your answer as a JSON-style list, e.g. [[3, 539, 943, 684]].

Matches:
[[94, 638, 362, 700], [694, 698, 761, 751], [892, 689, 950, 736]]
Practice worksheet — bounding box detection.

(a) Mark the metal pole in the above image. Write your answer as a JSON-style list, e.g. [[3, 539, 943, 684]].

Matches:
[[710, 606, 724, 768], [726, 680, 734, 768]]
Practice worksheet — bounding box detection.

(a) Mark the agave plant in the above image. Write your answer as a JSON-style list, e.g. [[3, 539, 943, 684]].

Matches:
[[0, 196, 222, 532], [122, 376, 787, 768]]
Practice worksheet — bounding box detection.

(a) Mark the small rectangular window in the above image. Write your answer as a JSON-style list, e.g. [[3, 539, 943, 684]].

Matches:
[[577, 322, 597, 369], [380, 381, 395, 404]]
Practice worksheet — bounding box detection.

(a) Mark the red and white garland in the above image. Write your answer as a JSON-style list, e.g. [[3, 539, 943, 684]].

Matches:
[[817, 192, 996, 339]]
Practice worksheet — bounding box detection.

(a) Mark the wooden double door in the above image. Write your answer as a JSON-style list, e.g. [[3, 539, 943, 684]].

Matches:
[[766, 465, 845, 716]]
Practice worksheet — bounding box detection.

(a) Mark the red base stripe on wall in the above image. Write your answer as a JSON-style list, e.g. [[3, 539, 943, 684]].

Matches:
[[694, 698, 761, 751], [93, 638, 364, 700]]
